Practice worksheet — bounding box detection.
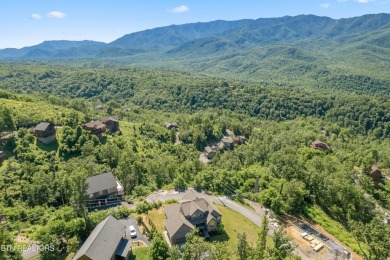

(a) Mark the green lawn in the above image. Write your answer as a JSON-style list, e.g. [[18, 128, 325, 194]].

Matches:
[[148, 208, 166, 232], [130, 247, 150, 260], [211, 204, 262, 250]]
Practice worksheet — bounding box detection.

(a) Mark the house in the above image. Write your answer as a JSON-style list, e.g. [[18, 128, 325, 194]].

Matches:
[[86, 172, 124, 202], [82, 121, 106, 137], [204, 146, 216, 159], [95, 105, 104, 110], [310, 140, 330, 151], [221, 137, 234, 150], [233, 135, 246, 145], [34, 122, 56, 144], [73, 216, 131, 260], [123, 107, 130, 112], [369, 163, 384, 187], [101, 116, 120, 132], [164, 189, 222, 245], [0, 151, 4, 159], [163, 122, 179, 130]]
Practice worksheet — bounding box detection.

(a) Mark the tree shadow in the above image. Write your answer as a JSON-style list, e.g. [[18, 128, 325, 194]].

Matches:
[[36, 139, 59, 152], [210, 232, 230, 243]]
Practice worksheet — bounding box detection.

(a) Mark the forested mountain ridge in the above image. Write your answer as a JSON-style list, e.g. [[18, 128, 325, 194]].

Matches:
[[1, 64, 390, 139], [1, 14, 389, 59], [1, 14, 389, 97]]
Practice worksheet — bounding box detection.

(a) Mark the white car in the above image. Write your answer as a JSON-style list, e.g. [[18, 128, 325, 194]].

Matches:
[[129, 225, 137, 238]]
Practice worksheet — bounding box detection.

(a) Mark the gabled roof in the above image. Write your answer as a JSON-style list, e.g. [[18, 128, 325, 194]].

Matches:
[[165, 215, 194, 240], [83, 121, 106, 129], [182, 189, 201, 201], [222, 137, 234, 144], [73, 216, 125, 260], [205, 146, 215, 154], [34, 122, 52, 131], [180, 201, 203, 217], [86, 172, 118, 195], [101, 116, 119, 123]]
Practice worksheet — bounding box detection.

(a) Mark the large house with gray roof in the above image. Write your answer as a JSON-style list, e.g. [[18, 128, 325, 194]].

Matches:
[[73, 216, 131, 260], [164, 190, 222, 245]]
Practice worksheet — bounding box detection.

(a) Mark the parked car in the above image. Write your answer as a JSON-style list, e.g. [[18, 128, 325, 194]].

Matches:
[[129, 225, 137, 238]]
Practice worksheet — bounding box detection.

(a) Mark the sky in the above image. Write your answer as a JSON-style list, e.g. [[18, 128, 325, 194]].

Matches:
[[0, 0, 389, 49]]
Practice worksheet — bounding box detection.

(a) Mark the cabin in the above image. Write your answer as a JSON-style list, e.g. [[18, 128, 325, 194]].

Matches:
[[0, 151, 5, 159], [83, 121, 106, 137], [73, 216, 131, 260], [164, 190, 222, 245], [163, 122, 179, 130], [369, 163, 384, 187], [86, 172, 124, 201], [233, 135, 246, 145], [95, 105, 104, 110], [34, 122, 56, 144], [205, 146, 216, 159], [310, 140, 330, 151], [221, 137, 234, 151], [101, 116, 120, 133]]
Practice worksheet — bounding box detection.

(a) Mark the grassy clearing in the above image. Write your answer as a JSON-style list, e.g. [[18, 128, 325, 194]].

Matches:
[[212, 204, 261, 250], [148, 208, 166, 232], [130, 247, 150, 260], [303, 205, 365, 255]]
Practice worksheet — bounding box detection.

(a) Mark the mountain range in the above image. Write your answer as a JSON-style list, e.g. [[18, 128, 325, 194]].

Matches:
[[1, 13, 390, 95], [1, 13, 389, 60]]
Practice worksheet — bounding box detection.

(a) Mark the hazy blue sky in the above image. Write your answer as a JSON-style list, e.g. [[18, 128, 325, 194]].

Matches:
[[1, 0, 389, 48]]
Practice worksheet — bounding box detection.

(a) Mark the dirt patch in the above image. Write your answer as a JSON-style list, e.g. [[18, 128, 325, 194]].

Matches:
[[309, 222, 363, 260], [132, 240, 148, 249], [284, 225, 333, 260], [283, 215, 363, 260]]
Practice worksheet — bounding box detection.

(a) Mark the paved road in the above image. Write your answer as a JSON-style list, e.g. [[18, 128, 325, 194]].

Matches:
[[120, 217, 151, 246], [22, 245, 39, 260]]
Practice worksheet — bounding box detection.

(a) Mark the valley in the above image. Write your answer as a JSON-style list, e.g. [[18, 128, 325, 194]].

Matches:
[[0, 12, 389, 260]]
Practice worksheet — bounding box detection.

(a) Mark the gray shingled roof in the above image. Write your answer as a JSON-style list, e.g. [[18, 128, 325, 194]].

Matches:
[[101, 116, 119, 123], [86, 172, 118, 195], [73, 216, 126, 260], [164, 189, 222, 241], [34, 122, 51, 131]]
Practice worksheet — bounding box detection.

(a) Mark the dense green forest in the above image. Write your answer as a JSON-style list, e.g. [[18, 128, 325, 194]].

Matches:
[[0, 61, 389, 259]]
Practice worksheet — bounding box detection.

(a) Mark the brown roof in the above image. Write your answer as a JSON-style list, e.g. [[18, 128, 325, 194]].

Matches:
[[371, 163, 380, 173], [101, 116, 119, 123], [83, 121, 106, 129], [311, 140, 330, 150], [205, 146, 214, 153], [222, 137, 233, 144]]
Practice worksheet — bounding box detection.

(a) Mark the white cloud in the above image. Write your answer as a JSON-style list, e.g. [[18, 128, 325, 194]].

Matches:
[[320, 3, 330, 8], [31, 13, 42, 20], [170, 5, 189, 14], [337, 0, 348, 2], [47, 11, 66, 19], [355, 0, 375, 2]]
